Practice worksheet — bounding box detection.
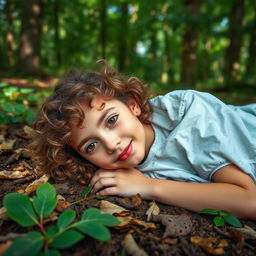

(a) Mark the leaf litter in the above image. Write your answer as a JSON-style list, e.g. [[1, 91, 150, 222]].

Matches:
[[1, 124, 256, 255]]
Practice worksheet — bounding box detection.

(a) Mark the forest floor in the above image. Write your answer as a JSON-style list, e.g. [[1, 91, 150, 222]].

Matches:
[[1, 124, 256, 256], [1, 78, 256, 255]]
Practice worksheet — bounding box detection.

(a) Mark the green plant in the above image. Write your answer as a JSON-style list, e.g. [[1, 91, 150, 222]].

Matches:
[[198, 208, 242, 227], [3, 183, 120, 256]]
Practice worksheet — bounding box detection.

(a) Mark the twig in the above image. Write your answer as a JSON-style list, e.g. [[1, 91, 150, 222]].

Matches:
[[13, 174, 36, 184], [0, 232, 26, 242]]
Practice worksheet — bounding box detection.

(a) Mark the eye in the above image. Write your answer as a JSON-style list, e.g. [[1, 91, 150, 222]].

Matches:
[[85, 142, 97, 154], [107, 115, 118, 127]]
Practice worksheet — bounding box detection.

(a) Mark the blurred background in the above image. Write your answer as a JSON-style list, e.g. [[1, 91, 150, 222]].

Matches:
[[0, 0, 255, 124]]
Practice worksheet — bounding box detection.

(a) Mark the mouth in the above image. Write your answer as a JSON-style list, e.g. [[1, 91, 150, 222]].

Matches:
[[118, 142, 132, 161]]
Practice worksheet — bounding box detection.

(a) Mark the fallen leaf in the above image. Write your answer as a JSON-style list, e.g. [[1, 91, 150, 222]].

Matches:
[[0, 138, 15, 154], [24, 174, 49, 195], [116, 193, 142, 210], [145, 201, 160, 221], [0, 125, 8, 136], [122, 233, 148, 256], [17, 189, 25, 194], [15, 148, 31, 158], [153, 214, 192, 237], [232, 225, 256, 240], [0, 170, 30, 179], [95, 200, 131, 215], [0, 207, 8, 221], [56, 199, 71, 212], [190, 236, 228, 255], [0, 241, 12, 255], [116, 216, 156, 230], [96, 200, 155, 230], [15, 125, 36, 139]]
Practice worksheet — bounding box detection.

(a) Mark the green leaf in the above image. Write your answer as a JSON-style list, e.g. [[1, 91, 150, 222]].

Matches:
[[213, 216, 225, 226], [57, 210, 76, 231], [50, 230, 84, 249], [38, 250, 61, 256], [224, 215, 242, 228], [94, 195, 108, 200], [76, 222, 111, 241], [81, 208, 120, 226], [33, 183, 57, 219], [2, 102, 14, 112], [46, 225, 58, 239], [219, 210, 229, 217], [81, 185, 94, 197], [3, 231, 44, 256], [3, 193, 38, 227], [198, 208, 219, 215]]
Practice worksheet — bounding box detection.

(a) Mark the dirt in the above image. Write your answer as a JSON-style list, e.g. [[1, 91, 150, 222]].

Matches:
[[1, 124, 256, 256]]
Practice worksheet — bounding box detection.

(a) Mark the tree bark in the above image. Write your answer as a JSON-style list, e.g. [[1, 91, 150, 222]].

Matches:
[[118, 2, 128, 72], [17, 0, 43, 75], [224, 0, 245, 84], [180, 0, 201, 88], [53, 0, 61, 66], [6, 0, 15, 66], [245, 7, 256, 81]]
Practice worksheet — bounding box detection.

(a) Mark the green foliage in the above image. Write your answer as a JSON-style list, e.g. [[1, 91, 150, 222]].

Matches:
[[198, 208, 242, 228], [3, 183, 120, 256], [0, 83, 43, 124]]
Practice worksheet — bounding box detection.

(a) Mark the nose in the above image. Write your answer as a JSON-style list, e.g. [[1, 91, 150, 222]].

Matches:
[[103, 135, 121, 154]]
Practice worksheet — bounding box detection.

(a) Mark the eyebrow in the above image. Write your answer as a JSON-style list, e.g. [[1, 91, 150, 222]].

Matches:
[[77, 106, 115, 151]]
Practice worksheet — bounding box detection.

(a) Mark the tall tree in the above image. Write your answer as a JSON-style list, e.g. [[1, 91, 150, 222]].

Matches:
[[5, 0, 15, 66], [17, 0, 43, 74], [180, 0, 201, 88], [224, 0, 245, 84], [99, 0, 107, 59], [53, 0, 61, 66], [118, 2, 129, 72], [245, 7, 256, 82]]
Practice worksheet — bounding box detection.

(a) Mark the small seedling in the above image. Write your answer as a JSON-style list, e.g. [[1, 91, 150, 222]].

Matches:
[[198, 208, 242, 227], [3, 183, 120, 256]]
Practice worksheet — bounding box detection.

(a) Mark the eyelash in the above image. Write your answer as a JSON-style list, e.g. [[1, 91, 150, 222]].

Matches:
[[84, 114, 119, 154], [106, 114, 118, 127]]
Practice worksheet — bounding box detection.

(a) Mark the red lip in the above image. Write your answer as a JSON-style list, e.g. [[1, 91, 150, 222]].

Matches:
[[118, 142, 132, 161]]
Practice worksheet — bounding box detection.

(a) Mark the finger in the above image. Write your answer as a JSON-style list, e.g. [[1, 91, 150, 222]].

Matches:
[[96, 186, 119, 196], [92, 178, 117, 193], [90, 170, 115, 185]]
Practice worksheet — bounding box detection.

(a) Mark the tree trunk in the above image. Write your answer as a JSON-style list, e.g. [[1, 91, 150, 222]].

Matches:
[[118, 2, 128, 72], [17, 0, 43, 75], [99, 0, 107, 59], [53, 0, 61, 66], [224, 0, 245, 84], [6, 0, 15, 66], [180, 0, 201, 88], [245, 7, 256, 81]]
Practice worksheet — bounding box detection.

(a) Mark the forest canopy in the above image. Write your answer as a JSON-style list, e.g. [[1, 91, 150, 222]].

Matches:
[[0, 0, 256, 92]]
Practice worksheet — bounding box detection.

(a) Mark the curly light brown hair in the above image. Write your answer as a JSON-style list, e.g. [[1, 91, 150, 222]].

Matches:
[[30, 62, 153, 184]]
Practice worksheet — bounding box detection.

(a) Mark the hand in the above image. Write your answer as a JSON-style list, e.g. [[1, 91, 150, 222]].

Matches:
[[89, 168, 152, 198]]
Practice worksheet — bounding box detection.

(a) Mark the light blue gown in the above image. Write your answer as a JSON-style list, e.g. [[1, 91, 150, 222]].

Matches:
[[138, 90, 256, 183]]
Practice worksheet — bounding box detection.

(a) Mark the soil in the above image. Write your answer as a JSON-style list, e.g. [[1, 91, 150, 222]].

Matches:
[[1, 124, 256, 256]]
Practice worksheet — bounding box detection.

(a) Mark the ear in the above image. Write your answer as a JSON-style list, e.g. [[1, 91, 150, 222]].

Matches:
[[128, 97, 141, 117]]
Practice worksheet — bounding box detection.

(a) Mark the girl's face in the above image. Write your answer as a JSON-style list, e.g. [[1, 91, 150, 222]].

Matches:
[[70, 97, 154, 170]]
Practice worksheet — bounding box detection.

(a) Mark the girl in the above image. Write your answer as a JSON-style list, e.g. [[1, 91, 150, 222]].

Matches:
[[31, 63, 256, 219]]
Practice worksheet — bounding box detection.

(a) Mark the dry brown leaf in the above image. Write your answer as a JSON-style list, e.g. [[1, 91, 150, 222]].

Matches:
[[0, 241, 12, 255], [0, 125, 8, 136], [116, 216, 156, 230], [0, 207, 8, 221], [153, 214, 192, 237], [117, 193, 142, 210], [15, 148, 31, 158], [232, 225, 256, 240], [145, 201, 160, 221], [56, 199, 71, 212], [24, 174, 49, 195], [0, 138, 15, 154], [15, 125, 36, 139], [0, 170, 30, 179], [190, 236, 228, 255], [122, 233, 148, 256], [95, 200, 131, 215]]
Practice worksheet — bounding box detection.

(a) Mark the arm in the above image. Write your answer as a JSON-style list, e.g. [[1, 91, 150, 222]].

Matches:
[[90, 164, 256, 219]]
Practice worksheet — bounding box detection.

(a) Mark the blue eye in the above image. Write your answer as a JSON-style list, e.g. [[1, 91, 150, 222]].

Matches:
[[107, 115, 118, 127], [86, 142, 97, 153]]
